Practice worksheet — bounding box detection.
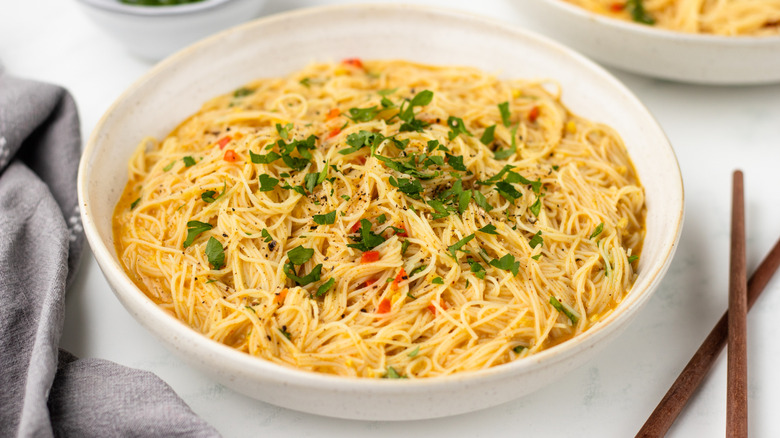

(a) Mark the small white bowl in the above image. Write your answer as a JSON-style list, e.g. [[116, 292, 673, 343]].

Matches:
[[78, 4, 684, 420], [75, 0, 267, 60], [514, 0, 780, 84]]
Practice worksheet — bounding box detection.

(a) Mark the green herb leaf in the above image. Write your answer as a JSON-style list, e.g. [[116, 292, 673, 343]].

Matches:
[[300, 77, 311, 88], [480, 125, 496, 145], [432, 277, 444, 285], [384, 366, 405, 379], [495, 181, 522, 202], [347, 219, 386, 252], [489, 253, 520, 276], [550, 296, 580, 324], [162, 161, 175, 171], [313, 211, 337, 225], [279, 327, 292, 340], [261, 229, 273, 243], [201, 190, 218, 203], [205, 237, 225, 270], [506, 172, 542, 195], [258, 174, 279, 192], [183, 156, 196, 167], [473, 190, 493, 212], [493, 125, 518, 160], [410, 90, 434, 107], [468, 260, 486, 279], [389, 176, 425, 199], [498, 102, 511, 127], [529, 197, 542, 216], [590, 223, 604, 240], [628, 255, 639, 263], [401, 239, 410, 256], [376, 214, 387, 224], [531, 254, 542, 260], [347, 106, 380, 123], [288, 245, 314, 265], [233, 87, 254, 98], [478, 224, 498, 235], [275, 123, 293, 140], [378, 88, 398, 96], [183, 221, 213, 248], [130, 197, 141, 210], [409, 265, 428, 277], [283, 263, 323, 286], [513, 345, 526, 354], [249, 150, 281, 164], [529, 231, 544, 249], [457, 189, 472, 214], [316, 278, 336, 297], [445, 153, 467, 171], [408, 346, 420, 357], [339, 130, 385, 155], [627, 0, 655, 24], [448, 233, 476, 259], [447, 116, 472, 140]]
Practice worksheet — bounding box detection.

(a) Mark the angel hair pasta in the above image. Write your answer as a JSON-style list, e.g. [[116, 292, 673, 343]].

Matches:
[[113, 60, 645, 379]]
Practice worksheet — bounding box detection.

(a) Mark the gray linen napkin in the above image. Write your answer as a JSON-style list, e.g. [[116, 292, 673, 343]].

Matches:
[[0, 68, 220, 438]]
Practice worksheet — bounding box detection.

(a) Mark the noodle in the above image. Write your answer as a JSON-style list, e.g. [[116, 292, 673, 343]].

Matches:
[[565, 0, 780, 35], [113, 60, 645, 378]]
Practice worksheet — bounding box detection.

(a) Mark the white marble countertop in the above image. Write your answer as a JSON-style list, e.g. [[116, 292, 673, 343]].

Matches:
[[3, 0, 780, 436]]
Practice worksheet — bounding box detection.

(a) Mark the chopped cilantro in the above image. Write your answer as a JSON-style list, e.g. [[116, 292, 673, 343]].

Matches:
[[401, 239, 410, 256], [550, 296, 579, 324], [513, 345, 526, 354], [409, 265, 428, 276], [279, 327, 292, 340], [529, 197, 542, 216], [495, 181, 522, 202], [445, 153, 467, 171], [432, 277, 444, 285], [498, 102, 511, 127], [377, 88, 398, 96], [489, 253, 520, 276], [130, 197, 141, 210], [162, 161, 175, 171], [468, 260, 486, 279], [448, 233, 476, 259], [590, 223, 604, 240], [183, 156, 196, 167], [261, 229, 273, 243], [347, 106, 380, 123], [473, 190, 493, 212], [478, 224, 498, 235], [628, 255, 639, 263], [316, 278, 336, 297], [447, 116, 472, 140], [408, 346, 420, 357], [258, 174, 279, 192], [288, 245, 314, 265], [494, 125, 518, 160], [275, 123, 293, 140], [480, 125, 496, 145], [529, 231, 544, 249], [347, 219, 386, 252], [376, 214, 387, 224], [250, 150, 281, 164], [384, 366, 405, 379], [233, 87, 254, 98]]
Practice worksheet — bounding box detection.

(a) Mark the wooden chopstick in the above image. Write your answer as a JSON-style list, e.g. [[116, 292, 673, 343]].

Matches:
[[727, 170, 747, 438], [637, 226, 780, 437]]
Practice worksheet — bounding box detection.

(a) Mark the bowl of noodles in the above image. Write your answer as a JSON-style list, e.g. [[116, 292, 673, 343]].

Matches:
[[78, 4, 683, 420], [514, 0, 780, 84]]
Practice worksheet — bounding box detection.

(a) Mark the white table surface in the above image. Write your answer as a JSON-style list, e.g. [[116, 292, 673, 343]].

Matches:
[[3, 0, 780, 436]]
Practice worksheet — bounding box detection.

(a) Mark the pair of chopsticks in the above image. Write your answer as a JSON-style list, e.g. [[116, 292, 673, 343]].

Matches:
[[638, 171, 780, 437]]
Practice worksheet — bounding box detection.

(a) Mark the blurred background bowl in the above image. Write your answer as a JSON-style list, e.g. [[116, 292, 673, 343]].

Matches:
[[514, 0, 780, 84], [78, 4, 683, 420], [75, 0, 267, 60]]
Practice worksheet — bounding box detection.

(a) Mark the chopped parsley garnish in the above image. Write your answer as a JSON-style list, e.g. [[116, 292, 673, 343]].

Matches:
[[409, 265, 428, 277], [448, 233, 475, 259], [377, 88, 398, 96], [279, 327, 292, 340], [550, 296, 580, 324], [495, 181, 522, 202], [432, 277, 444, 285], [447, 116, 472, 140], [316, 278, 336, 297], [348, 219, 386, 252], [299, 77, 311, 88], [529, 197, 542, 216], [261, 228, 273, 243], [233, 87, 254, 98], [201, 182, 226, 203], [627, 0, 655, 24], [529, 231, 544, 249], [398, 90, 433, 132], [249, 150, 281, 164], [408, 346, 420, 357], [389, 176, 424, 199], [468, 260, 486, 279], [489, 253, 520, 276], [183, 220, 212, 248], [477, 224, 498, 235], [205, 237, 225, 270], [258, 174, 279, 192], [384, 366, 406, 379], [628, 255, 639, 263], [284, 246, 322, 286], [275, 123, 293, 140], [480, 125, 496, 145], [347, 106, 381, 123], [162, 161, 175, 171], [590, 223, 604, 240], [493, 125, 518, 160], [313, 211, 337, 225], [303, 163, 329, 194], [498, 101, 511, 127], [513, 345, 526, 354], [130, 197, 141, 210], [531, 254, 542, 261], [376, 214, 387, 224], [445, 153, 467, 171], [183, 156, 196, 167], [339, 130, 385, 155], [401, 239, 410, 256], [473, 190, 493, 212]]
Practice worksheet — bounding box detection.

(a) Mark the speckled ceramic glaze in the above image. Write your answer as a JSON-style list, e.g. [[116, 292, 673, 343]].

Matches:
[[78, 4, 684, 420], [515, 0, 780, 84]]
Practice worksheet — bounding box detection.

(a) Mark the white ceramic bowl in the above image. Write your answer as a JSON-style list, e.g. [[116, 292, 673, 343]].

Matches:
[[514, 0, 780, 84], [75, 0, 267, 60], [78, 4, 684, 420]]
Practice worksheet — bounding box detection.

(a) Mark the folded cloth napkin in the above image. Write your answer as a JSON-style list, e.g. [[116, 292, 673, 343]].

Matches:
[[0, 68, 220, 438]]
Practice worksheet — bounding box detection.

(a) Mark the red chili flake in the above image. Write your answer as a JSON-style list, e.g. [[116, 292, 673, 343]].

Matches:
[[273, 288, 288, 305], [395, 224, 408, 237], [342, 58, 364, 69], [326, 108, 341, 120], [361, 278, 377, 288], [350, 221, 362, 233], [356, 156, 367, 165], [361, 250, 380, 264], [216, 136, 232, 150], [223, 149, 239, 162], [528, 106, 540, 123], [328, 127, 341, 138]]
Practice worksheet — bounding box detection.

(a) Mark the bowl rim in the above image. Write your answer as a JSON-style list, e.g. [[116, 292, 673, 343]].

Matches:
[[538, 0, 780, 44], [77, 2, 684, 392], [75, 0, 238, 16]]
